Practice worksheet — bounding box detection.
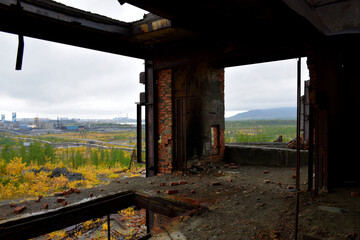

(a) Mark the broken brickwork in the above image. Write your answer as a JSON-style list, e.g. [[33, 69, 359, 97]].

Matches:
[[157, 69, 173, 173]]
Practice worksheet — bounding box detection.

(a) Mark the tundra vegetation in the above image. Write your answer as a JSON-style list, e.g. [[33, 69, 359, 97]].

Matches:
[[225, 120, 296, 143], [0, 132, 142, 201]]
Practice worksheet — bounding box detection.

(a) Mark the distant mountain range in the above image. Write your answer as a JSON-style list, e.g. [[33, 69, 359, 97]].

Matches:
[[226, 107, 296, 121]]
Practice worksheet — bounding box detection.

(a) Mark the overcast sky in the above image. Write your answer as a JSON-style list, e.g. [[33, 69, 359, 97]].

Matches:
[[0, 0, 309, 120]]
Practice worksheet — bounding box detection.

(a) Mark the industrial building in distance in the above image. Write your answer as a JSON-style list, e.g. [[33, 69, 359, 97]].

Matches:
[[0, 112, 136, 132]]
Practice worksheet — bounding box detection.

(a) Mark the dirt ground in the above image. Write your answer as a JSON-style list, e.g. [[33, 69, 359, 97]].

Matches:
[[1, 162, 359, 240]]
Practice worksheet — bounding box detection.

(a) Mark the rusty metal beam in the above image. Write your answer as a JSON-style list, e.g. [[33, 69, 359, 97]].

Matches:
[[0, 191, 134, 240]]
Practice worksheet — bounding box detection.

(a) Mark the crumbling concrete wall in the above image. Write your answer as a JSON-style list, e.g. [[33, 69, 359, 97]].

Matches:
[[156, 63, 225, 173], [173, 63, 225, 169], [225, 143, 308, 168]]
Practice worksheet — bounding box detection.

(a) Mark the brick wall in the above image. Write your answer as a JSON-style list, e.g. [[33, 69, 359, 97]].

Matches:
[[157, 69, 173, 173]]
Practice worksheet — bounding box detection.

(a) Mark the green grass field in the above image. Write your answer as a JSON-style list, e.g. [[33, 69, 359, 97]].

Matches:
[[225, 120, 296, 143]]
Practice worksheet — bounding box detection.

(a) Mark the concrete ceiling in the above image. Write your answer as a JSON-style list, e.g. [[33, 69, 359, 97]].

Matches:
[[3, 0, 355, 68]]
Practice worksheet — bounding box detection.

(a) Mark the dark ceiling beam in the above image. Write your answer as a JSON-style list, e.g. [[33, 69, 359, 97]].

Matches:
[[0, 0, 152, 59], [152, 35, 310, 69]]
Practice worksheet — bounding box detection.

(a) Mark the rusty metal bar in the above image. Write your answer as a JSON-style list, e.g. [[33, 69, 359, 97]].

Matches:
[[137, 103, 143, 163], [295, 57, 301, 240]]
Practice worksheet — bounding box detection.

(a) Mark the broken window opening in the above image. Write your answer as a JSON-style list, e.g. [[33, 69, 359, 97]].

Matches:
[[211, 125, 220, 155]]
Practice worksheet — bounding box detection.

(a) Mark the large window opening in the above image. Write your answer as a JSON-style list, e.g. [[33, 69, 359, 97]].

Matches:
[[0, 30, 146, 206], [224, 58, 309, 144]]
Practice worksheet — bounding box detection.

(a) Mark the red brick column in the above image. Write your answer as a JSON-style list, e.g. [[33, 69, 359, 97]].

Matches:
[[157, 69, 173, 173]]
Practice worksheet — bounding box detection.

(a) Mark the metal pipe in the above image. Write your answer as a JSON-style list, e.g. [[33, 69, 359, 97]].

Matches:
[[137, 103, 142, 163], [295, 57, 301, 240]]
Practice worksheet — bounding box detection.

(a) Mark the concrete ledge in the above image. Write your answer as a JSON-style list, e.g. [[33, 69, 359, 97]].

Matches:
[[225, 143, 308, 168]]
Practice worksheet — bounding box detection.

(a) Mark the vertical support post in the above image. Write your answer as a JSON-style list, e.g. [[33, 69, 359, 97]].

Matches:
[[146, 210, 154, 234], [314, 110, 319, 192], [145, 59, 157, 177], [306, 80, 314, 192], [107, 214, 111, 240], [295, 57, 301, 240], [137, 103, 142, 163], [308, 105, 314, 191]]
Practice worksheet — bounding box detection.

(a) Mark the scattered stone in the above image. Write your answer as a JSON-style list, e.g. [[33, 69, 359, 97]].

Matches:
[[14, 206, 26, 214], [210, 181, 220, 186], [100, 188, 104, 191], [50, 167, 85, 182], [227, 179, 233, 183], [89, 193, 93, 197], [10, 202, 16, 208], [74, 189, 80, 194], [191, 189, 196, 194], [263, 180, 270, 184], [179, 180, 188, 185], [165, 189, 179, 194], [62, 201, 67, 206], [170, 182, 179, 186], [51, 167, 69, 178], [43, 203, 48, 209], [263, 170, 269, 174], [318, 206, 350, 214], [57, 197, 65, 203], [256, 203, 265, 207], [350, 192, 359, 197], [54, 192, 64, 196], [68, 172, 85, 182]]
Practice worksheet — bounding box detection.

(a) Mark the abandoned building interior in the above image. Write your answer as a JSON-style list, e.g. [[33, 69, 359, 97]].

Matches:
[[0, 0, 360, 239]]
